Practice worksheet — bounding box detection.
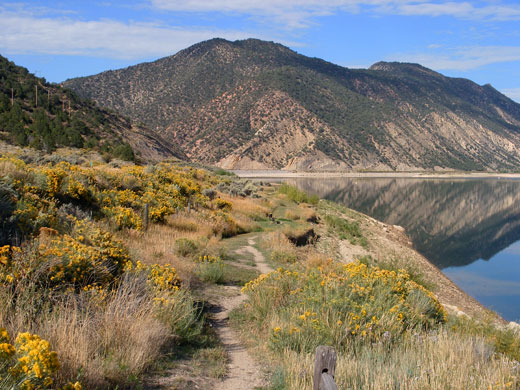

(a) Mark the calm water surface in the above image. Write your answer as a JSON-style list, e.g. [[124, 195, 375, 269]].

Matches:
[[283, 177, 520, 321]]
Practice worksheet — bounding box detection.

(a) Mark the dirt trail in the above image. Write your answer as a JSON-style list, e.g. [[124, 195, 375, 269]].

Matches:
[[214, 237, 273, 390]]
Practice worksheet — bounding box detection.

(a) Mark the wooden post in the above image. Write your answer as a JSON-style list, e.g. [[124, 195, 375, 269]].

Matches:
[[313, 346, 337, 390], [143, 203, 149, 231]]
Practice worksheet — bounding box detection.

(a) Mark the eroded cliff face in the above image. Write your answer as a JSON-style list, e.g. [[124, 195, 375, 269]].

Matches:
[[287, 177, 520, 268], [65, 38, 520, 171]]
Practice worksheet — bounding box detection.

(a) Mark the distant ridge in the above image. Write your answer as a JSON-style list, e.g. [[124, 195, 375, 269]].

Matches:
[[65, 38, 520, 171]]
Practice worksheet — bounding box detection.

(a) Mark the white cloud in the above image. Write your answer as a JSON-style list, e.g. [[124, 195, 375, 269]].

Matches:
[[0, 9, 266, 59], [501, 88, 520, 103], [397, 2, 520, 21], [150, 0, 520, 26], [390, 46, 520, 71]]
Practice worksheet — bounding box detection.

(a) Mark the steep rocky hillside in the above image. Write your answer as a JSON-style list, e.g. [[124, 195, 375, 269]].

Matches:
[[65, 38, 520, 171], [0, 55, 184, 161]]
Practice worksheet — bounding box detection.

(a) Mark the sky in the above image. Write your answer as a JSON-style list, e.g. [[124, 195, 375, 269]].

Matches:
[[1, 1, 520, 102]]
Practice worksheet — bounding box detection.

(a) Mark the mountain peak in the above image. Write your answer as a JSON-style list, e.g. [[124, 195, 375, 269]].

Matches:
[[369, 61, 442, 78], [64, 38, 520, 172]]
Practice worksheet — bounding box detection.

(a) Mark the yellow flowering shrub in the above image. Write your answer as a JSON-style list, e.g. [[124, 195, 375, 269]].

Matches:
[[102, 205, 142, 230], [215, 198, 232, 211], [1, 220, 130, 291], [242, 261, 446, 354], [0, 157, 227, 388], [38, 219, 131, 289], [125, 261, 181, 293], [0, 328, 77, 389], [0, 245, 20, 285], [123, 262, 203, 342], [211, 211, 241, 238], [1, 156, 211, 238], [0, 327, 15, 361], [10, 332, 60, 387]]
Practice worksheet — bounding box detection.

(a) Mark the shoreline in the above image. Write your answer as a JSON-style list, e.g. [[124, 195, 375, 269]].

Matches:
[[233, 169, 520, 180]]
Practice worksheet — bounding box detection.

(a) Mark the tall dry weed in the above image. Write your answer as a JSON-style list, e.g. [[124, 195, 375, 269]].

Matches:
[[280, 330, 519, 389], [41, 275, 169, 388]]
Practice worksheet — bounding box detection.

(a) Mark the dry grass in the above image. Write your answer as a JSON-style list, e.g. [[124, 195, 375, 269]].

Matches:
[[232, 213, 259, 234], [220, 194, 271, 220], [169, 214, 205, 233], [51, 282, 167, 387], [280, 330, 520, 389], [304, 253, 333, 270], [284, 209, 301, 220], [262, 231, 295, 254], [2, 275, 170, 388], [261, 231, 299, 264], [0, 158, 34, 183], [119, 213, 221, 285], [284, 205, 317, 222], [120, 227, 195, 286]]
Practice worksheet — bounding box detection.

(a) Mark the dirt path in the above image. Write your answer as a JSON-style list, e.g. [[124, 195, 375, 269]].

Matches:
[[214, 237, 273, 390]]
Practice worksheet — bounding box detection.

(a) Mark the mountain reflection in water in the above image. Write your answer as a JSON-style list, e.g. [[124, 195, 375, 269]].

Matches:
[[286, 178, 520, 269]]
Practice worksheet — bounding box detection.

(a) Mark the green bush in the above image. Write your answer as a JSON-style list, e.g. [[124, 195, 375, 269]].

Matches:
[[174, 238, 198, 257], [324, 214, 365, 246], [112, 143, 135, 161], [270, 250, 298, 264], [278, 183, 318, 205], [154, 288, 204, 342], [196, 255, 225, 283], [214, 168, 234, 176]]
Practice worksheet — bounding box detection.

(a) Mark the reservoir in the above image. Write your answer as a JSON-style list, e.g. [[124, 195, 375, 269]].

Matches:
[[282, 177, 520, 321]]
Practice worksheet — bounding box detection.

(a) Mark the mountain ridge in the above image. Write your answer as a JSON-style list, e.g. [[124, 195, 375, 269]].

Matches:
[[0, 54, 184, 162], [64, 38, 520, 171]]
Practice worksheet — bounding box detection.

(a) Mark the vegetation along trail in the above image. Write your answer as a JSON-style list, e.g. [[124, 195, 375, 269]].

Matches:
[[213, 236, 273, 390]]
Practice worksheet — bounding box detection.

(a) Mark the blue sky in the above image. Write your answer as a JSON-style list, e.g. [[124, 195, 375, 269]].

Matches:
[[1, 1, 520, 102]]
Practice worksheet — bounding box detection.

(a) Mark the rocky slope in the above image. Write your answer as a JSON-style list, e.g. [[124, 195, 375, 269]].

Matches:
[[0, 55, 184, 161], [65, 38, 520, 171]]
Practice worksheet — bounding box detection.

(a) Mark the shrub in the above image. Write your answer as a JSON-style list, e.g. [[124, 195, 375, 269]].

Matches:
[[242, 261, 446, 355], [202, 188, 217, 200], [270, 250, 298, 264], [278, 183, 319, 205], [174, 238, 198, 257], [0, 328, 80, 389], [112, 143, 135, 162], [215, 198, 232, 211], [153, 288, 203, 342], [196, 255, 225, 284], [212, 212, 241, 238], [1, 220, 131, 292], [214, 168, 234, 176], [324, 214, 364, 245]]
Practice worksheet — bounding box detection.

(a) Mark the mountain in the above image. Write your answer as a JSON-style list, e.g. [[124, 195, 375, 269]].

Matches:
[[0, 55, 184, 161], [65, 38, 520, 171]]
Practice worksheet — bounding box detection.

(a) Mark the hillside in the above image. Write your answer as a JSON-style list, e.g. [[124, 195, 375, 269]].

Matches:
[[65, 38, 520, 171], [0, 55, 183, 161], [2, 147, 518, 389], [288, 177, 520, 268]]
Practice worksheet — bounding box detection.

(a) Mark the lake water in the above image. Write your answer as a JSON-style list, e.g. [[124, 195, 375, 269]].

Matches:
[[282, 177, 520, 321]]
